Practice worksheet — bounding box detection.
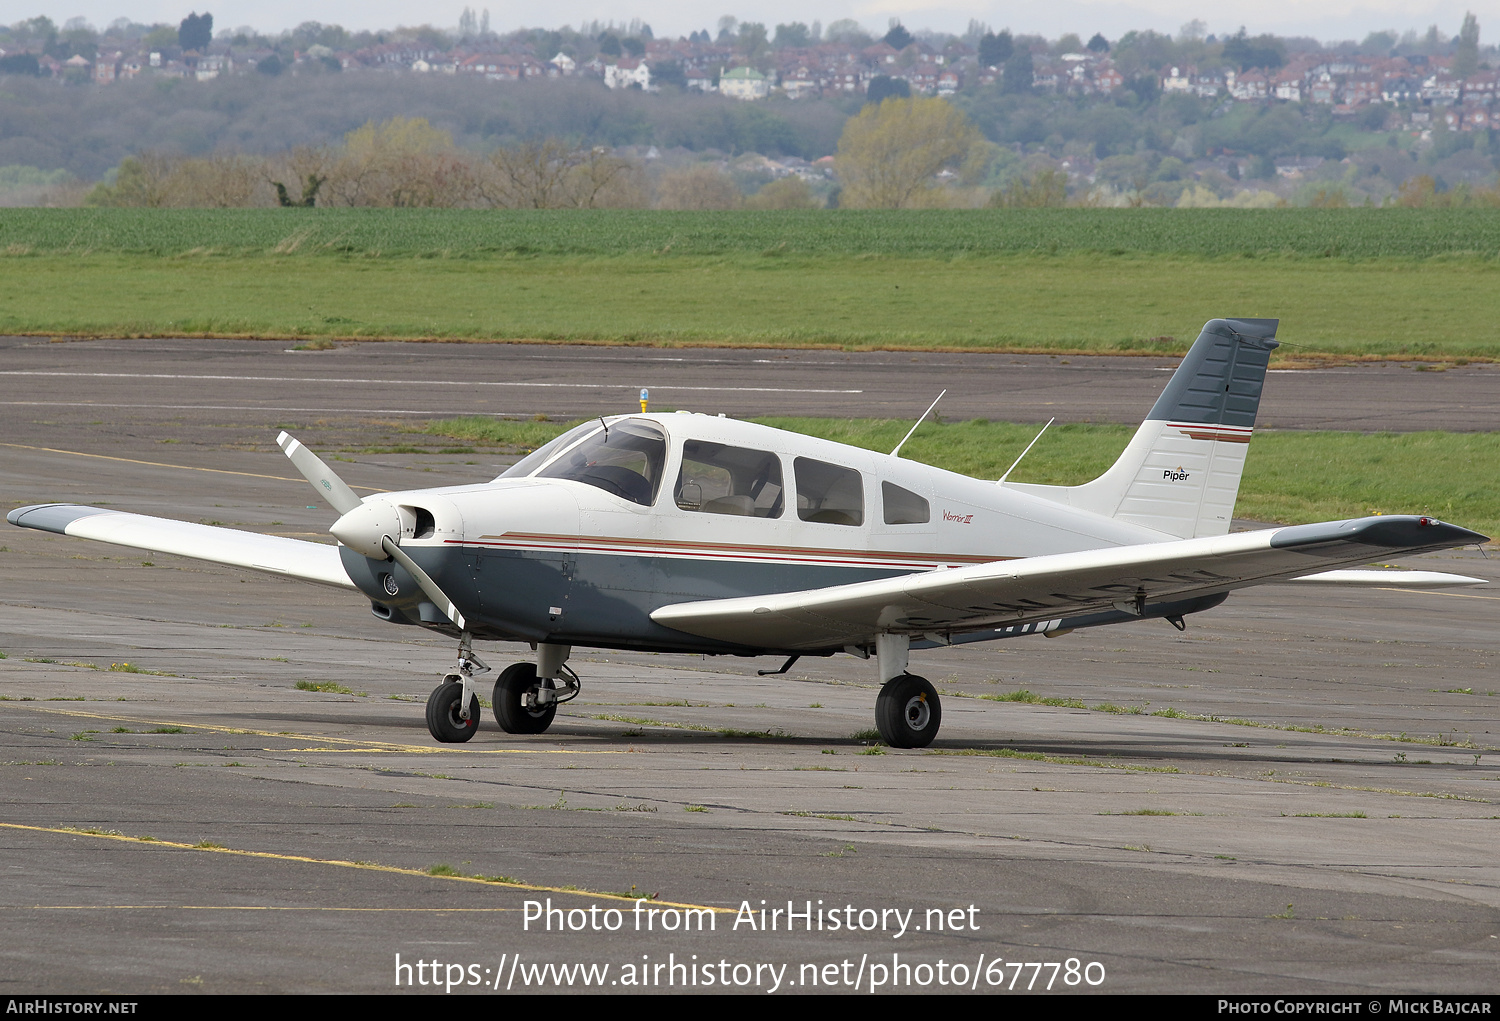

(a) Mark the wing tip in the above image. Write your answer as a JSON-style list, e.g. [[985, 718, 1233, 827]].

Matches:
[[8, 503, 112, 533], [1272, 515, 1489, 551]]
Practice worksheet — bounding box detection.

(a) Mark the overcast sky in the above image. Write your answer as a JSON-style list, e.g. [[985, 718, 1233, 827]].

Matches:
[[28, 0, 1497, 45]]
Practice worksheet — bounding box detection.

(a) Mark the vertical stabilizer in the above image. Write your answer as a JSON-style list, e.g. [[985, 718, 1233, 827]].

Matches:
[[1004, 318, 1279, 539]]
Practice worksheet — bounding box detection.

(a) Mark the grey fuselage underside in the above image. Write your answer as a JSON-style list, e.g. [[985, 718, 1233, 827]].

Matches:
[[344, 545, 1221, 656]]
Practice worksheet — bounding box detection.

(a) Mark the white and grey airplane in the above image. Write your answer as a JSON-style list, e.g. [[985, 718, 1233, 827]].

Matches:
[[9, 319, 1488, 747]]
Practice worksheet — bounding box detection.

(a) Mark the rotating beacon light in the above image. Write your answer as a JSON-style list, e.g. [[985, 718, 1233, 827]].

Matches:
[[640, 388, 649, 413]]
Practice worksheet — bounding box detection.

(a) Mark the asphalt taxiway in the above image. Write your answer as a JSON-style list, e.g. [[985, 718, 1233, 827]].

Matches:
[[2, 338, 1497, 994], [3, 334, 1499, 433]]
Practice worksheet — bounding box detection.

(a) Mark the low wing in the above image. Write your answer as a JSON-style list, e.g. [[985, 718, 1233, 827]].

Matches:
[[651, 515, 1487, 651], [8, 504, 356, 591]]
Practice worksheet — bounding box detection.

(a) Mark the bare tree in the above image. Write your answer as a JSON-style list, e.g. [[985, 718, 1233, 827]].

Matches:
[[481, 139, 582, 208], [268, 147, 333, 207], [171, 153, 271, 207], [480, 141, 642, 209], [565, 147, 645, 208], [655, 165, 741, 210], [321, 118, 479, 207]]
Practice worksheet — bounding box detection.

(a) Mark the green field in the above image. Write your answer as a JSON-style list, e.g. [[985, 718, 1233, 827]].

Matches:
[[425, 415, 1500, 541], [6, 208, 1500, 259], [3, 209, 1499, 358]]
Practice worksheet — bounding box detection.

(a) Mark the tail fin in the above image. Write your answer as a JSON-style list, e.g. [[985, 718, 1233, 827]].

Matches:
[[1005, 318, 1279, 539]]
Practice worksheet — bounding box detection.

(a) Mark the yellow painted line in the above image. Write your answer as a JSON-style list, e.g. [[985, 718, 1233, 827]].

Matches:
[[273, 747, 613, 755], [0, 442, 387, 492], [4, 705, 622, 755], [1381, 587, 1500, 602], [0, 823, 731, 913]]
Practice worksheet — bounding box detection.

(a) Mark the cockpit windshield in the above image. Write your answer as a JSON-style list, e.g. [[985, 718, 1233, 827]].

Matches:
[[535, 420, 667, 506], [497, 421, 602, 480]]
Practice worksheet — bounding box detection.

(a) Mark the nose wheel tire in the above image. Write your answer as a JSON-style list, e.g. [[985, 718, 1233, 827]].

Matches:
[[875, 673, 941, 749], [494, 662, 557, 735], [426, 680, 480, 743]]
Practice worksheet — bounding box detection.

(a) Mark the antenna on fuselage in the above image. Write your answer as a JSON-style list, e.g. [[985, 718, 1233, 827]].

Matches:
[[890, 390, 947, 458], [997, 418, 1055, 484]]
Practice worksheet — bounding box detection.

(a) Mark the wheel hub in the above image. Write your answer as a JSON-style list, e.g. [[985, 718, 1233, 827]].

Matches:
[[446, 697, 474, 729], [904, 693, 930, 731]]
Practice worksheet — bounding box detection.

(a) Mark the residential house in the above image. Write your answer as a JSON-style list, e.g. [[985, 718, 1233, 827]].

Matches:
[[718, 65, 769, 100], [1161, 66, 1193, 93], [604, 59, 651, 90], [1308, 72, 1337, 104], [196, 53, 232, 80], [1228, 70, 1268, 100], [1092, 63, 1123, 92], [1421, 73, 1461, 105], [93, 52, 121, 83]]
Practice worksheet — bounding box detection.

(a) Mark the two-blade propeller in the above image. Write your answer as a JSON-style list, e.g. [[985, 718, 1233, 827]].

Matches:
[[277, 431, 467, 630]]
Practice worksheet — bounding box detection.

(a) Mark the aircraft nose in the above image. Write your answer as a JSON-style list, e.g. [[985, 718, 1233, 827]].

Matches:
[[329, 499, 402, 559]]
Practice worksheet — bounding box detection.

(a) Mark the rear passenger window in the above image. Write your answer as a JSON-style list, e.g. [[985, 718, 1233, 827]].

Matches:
[[882, 482, 930, 524], [675, 442, 784, 518], [795, 457, 863, 526]]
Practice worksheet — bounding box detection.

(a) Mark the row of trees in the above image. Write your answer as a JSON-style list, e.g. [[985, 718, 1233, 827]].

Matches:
[[82, 116, 838, 210], [69, 99, 1500, 212], [87, 119, 645, 209], [82, 103, 991, 210]]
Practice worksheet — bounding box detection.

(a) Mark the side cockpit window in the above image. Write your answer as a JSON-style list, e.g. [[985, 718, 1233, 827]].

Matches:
[[795, 457, 863, 526], [536, 420, 667, 506], [882, 482, 930, 525], [675, 441, 784, 518]]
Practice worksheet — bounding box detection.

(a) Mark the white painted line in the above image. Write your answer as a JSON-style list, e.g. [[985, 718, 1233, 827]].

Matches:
[[0, 371, 861, 394], [0, 402, 486, 415]]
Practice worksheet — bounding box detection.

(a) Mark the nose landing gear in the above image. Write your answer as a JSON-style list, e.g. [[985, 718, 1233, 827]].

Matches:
[[424, 632, 490, 744]]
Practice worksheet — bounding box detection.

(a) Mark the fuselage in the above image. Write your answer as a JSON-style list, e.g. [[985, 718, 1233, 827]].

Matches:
[[341, 413, 1177, 654]]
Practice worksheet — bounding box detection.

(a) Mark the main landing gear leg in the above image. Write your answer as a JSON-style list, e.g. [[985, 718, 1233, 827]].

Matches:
[[424, 631, 491, 743], [872, 633, 941, 749], [493, 643, 580, 736]]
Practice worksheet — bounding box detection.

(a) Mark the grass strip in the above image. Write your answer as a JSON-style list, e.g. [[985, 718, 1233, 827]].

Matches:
[[1, 251, 1497, 358]]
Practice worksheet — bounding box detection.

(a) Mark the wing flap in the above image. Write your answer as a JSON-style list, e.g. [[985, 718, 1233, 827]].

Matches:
[[8, 503, 356, 590], [651, 515, 1486, 650]]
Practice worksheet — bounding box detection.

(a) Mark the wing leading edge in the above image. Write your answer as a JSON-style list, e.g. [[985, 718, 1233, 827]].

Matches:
[[650, 515, 1487, 651], [8, 504, 356, 590]]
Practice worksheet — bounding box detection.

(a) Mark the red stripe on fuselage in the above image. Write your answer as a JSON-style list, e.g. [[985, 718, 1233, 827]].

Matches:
[[455, 532, 1009, 570]]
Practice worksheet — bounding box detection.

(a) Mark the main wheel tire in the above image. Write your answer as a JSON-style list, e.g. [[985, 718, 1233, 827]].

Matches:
[[493, 662, 557, 735], [425, 680, 480, 743], [875, 673, 941, 749]]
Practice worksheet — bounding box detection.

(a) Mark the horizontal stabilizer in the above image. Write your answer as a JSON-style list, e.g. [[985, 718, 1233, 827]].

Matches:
[[7, 503, 356, 590], [1285, 569, 1486, 587]]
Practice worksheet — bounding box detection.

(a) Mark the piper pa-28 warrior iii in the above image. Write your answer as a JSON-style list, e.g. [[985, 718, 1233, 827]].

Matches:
[[9, 319, 1489, 747]]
